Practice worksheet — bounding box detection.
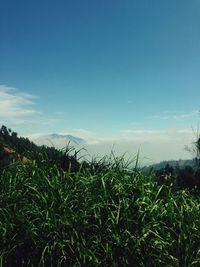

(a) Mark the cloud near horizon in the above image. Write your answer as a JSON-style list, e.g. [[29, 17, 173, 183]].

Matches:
[[0, 85, 39, 124], [28, 126, 196, 164], [28, 126, 196, 145], [146, 110, 199, 121], [0, 85, 64, 129], [121, 128, 194, 136]]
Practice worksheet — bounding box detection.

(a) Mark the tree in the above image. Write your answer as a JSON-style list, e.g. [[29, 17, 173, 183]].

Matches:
[[195, 137, 200, 166]]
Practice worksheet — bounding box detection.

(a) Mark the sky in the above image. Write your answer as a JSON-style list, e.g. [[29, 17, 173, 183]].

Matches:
[[0, 0, 200, 163]]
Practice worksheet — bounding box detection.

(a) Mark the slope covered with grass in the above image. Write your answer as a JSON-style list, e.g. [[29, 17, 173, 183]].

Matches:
[[1, 156, 200, 267]]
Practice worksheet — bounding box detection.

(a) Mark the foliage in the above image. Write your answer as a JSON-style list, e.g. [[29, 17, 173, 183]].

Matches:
[[0, 125, 81, 174], [1, 157, 200, 266]]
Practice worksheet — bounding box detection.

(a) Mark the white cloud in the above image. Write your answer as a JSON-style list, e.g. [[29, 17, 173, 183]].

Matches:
[[146, 110, 199, 121], [121, 129, 161, 134], [121, 128, 194, 136], [0, 85, 39, 122], [120, 128, 195, 144]]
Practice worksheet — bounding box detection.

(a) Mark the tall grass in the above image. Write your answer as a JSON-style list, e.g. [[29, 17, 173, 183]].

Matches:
[[1, 156, 200, 266]]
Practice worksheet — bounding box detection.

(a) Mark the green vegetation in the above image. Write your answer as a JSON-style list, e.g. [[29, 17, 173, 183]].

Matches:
[[0, 125, 81, 174], [1, 126, 200, 266]]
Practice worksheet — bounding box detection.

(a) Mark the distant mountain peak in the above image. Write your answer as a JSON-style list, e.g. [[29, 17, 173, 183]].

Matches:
[[33, 133, 86, 148]]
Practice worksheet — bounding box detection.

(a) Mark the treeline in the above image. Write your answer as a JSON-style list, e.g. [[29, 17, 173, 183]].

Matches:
[[0, 125, 81, 174], [154, 163, 200, 190], [151, 136, 200, 190]]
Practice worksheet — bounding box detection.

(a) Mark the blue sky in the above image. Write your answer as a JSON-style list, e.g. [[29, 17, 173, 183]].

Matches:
[[0, 0, 200, 162]]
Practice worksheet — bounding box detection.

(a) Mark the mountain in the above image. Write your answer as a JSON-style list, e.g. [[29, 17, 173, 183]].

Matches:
[[33, 133, 86, 149], [142, 158, 198, 174]]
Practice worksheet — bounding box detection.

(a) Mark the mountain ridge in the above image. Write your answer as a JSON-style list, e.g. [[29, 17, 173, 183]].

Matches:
[[33, 133, 86, 148]]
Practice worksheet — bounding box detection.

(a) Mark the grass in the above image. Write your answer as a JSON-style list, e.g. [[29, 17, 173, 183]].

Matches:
[[1, 155, 200, 266]]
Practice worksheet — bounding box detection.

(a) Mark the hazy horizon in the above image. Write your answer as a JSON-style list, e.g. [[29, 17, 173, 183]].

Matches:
[[28, 131, 195, 166]]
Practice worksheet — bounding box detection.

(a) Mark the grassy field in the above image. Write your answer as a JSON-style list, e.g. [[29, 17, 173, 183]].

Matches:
[[1, 156, 200, 266]]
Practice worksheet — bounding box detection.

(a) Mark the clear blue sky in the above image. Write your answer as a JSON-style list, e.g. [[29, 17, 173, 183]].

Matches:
[[0, 0, 200, 161]]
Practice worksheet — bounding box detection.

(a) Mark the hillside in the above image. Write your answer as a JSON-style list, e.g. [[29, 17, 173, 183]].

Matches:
[[0, 125, 81, 173], [143, 158, 198, 172]]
